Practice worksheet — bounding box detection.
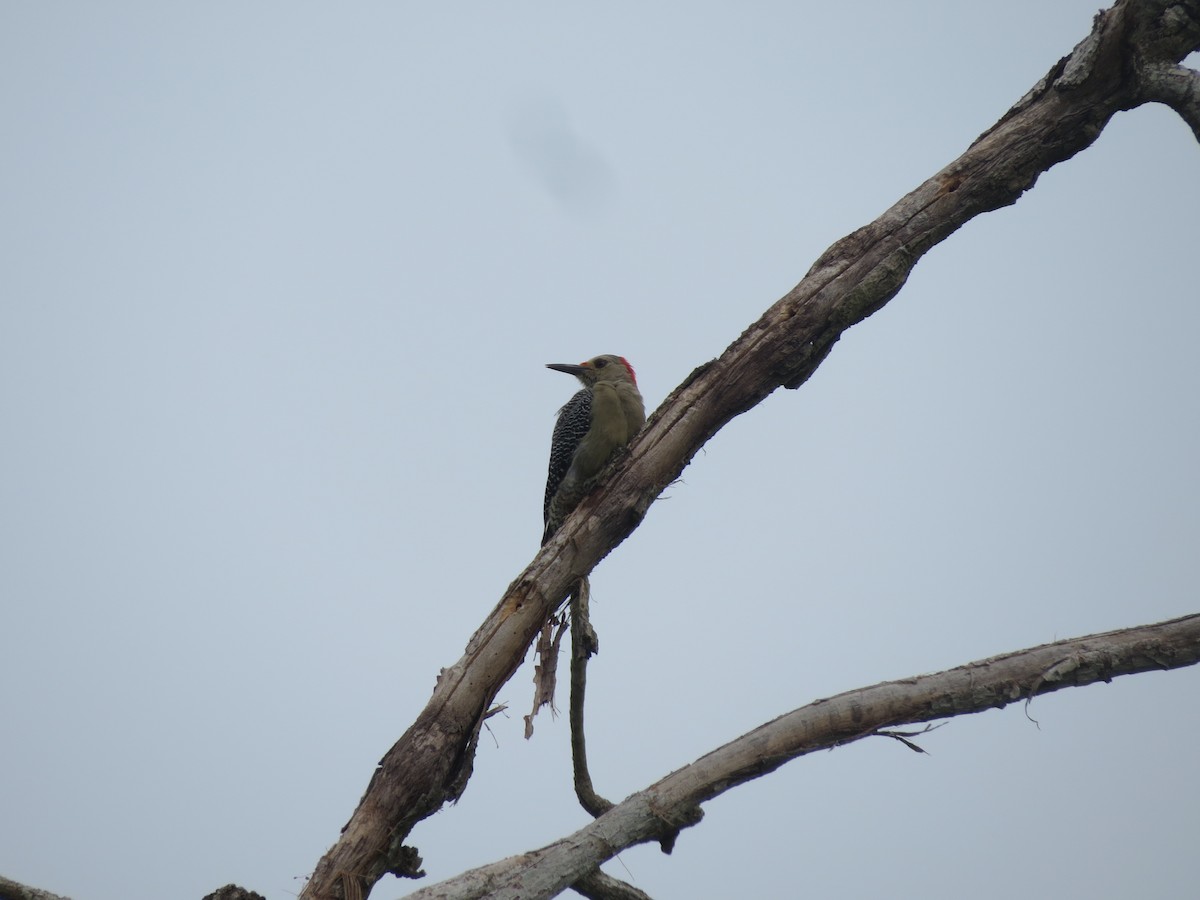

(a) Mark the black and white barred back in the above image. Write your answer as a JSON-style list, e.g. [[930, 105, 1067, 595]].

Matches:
[[542, 387, 592, 542]]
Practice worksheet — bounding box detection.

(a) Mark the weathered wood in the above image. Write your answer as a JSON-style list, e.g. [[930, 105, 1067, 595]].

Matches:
[[298, 3, 1200, 897], [402, 614, 1200, 900], [0, 874, 73, 900]]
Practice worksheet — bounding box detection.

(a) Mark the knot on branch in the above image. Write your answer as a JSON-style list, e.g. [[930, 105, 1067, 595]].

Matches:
[[201, 886, 267, 900], [1128, 0, 1200, 62], [383, 843, 426, 880], [646, 798, 704, 855]]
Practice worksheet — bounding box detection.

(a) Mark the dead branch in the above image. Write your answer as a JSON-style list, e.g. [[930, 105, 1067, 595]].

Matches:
[[401, 614, 1200, 900], [0, 874, 73, 900], [570, 869, 654, 900], [298, 4, 1200, 897], [1137, 61, 1200, 139], [569, 578, 614, 819]]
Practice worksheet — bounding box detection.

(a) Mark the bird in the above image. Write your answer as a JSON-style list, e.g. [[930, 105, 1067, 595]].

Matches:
[[542, 354, 645, 544]]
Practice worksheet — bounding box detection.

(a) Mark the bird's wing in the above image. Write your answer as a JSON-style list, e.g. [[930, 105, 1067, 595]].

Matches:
[[543, 388, 591, 525]]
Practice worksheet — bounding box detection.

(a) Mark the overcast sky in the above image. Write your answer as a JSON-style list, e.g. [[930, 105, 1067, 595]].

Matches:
[[2, 4, 1198, 899]]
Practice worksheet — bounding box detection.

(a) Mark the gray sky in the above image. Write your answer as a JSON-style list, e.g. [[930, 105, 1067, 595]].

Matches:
[[2, 4, 1198, 899]]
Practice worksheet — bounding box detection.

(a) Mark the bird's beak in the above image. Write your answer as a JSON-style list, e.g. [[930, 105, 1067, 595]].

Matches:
[[546, 363, 590, 377]]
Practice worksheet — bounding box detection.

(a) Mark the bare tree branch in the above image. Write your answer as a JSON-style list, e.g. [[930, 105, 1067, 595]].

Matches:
[[401, 614, 1200, 900], [570, 870, 654, 900], [299, 4, 1200, 897], [0, 874, 72, 900], [568, 580, 614, 820], [1138, 61, 1200, 139]]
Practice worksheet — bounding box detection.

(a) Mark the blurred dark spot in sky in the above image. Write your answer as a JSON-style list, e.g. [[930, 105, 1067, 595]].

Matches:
[[506, 94, 616, 217]]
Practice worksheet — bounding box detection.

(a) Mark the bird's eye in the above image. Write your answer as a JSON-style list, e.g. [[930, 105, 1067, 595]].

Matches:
[[594, 358, 608, 368]]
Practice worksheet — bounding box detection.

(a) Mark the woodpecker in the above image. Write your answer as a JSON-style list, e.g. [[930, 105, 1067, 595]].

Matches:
[[542, 354, 645, 544]]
